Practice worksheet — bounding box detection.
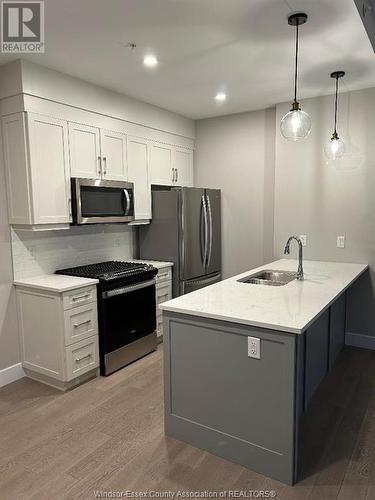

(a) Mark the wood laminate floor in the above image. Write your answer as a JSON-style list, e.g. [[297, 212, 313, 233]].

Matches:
[[0, 345, 374, 500]]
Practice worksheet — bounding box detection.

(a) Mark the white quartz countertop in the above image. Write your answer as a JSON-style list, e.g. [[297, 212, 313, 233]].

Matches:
[[159, 259, 368, 334], [14, 275, 99, 293]]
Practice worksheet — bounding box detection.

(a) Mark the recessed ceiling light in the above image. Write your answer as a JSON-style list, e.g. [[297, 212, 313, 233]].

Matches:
[[215, 92, 226, 102], [143, 55, 158, 68]]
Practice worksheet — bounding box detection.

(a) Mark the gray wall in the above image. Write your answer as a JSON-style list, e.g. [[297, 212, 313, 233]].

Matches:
[[195, 86, 375, 338], [274, 88, 375, 338], [195, 108, 276, 279]]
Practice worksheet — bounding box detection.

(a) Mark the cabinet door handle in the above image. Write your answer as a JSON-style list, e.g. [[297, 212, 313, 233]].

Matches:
[[73, 319, 91, 328], [68, 198, 72, 218], [75, 353, 92, 362], [98, 156, 102, 175], [103, 156, 107, 175], [171, 168, 174, 183], [72, 293, 91, 302]]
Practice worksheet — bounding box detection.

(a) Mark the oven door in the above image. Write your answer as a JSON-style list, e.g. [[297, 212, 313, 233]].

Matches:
[[99, 279, 157, 375], [72, 178, 134, 224]]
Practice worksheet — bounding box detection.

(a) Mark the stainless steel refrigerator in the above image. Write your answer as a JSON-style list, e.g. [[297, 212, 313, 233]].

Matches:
[[139, 187, 221, 296]]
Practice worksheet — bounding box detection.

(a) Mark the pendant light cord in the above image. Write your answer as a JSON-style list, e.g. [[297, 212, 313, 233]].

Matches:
[[294, 23, 299, 103], [334, 76, 339, 135]]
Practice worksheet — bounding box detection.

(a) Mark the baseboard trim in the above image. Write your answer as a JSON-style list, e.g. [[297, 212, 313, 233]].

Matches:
[[0, 363, 25, 388], [345, 332, 375, 350]]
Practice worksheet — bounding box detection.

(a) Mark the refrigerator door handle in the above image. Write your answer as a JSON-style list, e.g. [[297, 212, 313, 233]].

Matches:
[[201, 194, 209, 267], [206, 193, 213, 267]]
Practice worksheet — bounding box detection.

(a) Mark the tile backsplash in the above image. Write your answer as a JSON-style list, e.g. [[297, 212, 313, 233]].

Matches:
[[11, 225, 135, 279]]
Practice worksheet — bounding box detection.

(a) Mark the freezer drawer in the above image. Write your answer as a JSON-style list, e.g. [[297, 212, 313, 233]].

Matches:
[[181, 272, 222, 294]]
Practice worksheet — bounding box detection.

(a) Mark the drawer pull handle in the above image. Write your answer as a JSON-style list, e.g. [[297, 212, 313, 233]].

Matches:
[[73, 319, 91, 328], [72, 294, 91, 302], [75, 353, 92, 363]]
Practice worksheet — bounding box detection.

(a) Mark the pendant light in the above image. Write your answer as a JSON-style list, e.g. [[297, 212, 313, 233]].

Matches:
[[280, 13, 311, 141], [324, 71, 346, 160]]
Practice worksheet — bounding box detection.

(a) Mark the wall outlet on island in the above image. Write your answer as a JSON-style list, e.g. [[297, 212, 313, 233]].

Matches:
[[248, 336, 261, 359], [337, 235, 345, 249], [299, 235, 307, 246]]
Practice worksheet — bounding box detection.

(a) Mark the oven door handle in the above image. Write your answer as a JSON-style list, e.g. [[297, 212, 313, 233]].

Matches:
[[101, 279, 155, 299]]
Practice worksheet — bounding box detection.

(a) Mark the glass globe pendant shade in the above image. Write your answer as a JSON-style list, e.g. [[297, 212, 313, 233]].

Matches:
[[280, 105, 312, 141], [324, 133, 345, 160]]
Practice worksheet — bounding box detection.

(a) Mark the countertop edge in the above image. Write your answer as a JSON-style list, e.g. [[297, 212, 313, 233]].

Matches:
[[14, 276, 99, 293], [160, 306, 302, 334]]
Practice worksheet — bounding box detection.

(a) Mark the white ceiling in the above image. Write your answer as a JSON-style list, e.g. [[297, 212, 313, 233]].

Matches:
[[0, 0, 374, 119]]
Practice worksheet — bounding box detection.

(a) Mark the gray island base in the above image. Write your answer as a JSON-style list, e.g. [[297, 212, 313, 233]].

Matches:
[[161, 259, 367, 485]]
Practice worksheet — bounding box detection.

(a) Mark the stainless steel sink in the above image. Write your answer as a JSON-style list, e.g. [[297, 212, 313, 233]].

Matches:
[[237, 269, 296, 287]]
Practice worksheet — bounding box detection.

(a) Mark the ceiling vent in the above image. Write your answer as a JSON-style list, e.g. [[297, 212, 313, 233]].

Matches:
[[354, 0, 375, 52]]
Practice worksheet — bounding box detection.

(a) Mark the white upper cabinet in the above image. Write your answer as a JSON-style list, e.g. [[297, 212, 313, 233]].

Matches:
[[2, 106, 193, 228], [174, 148, 194, 187], [150, 143, 173, 186], [69, 123, 127, 181], [68, 123, 101, 179], [149, 142, 194, 187], [100, 129, 127, 181], [127, 136, 151, 221], [2, 112, 71, 227]]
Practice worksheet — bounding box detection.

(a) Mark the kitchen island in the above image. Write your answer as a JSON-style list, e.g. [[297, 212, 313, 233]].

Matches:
[[159, 259, 368, 485]]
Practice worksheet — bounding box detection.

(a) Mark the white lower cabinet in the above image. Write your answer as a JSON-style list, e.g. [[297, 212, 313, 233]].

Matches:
[[16, 284, 99, 390], [155, 267, 172, 339], [66, 337, 99, 380], [63, 302, 98, 345]]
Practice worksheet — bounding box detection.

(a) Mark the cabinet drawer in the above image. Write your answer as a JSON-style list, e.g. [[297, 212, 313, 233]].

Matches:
[[63, 286, 96, 310], [156, 281, 172, 308], [64, 303, 98, 346], [156, 267, 172, 284], [66, 337, 98, 381], [156, 313, 163, 338]]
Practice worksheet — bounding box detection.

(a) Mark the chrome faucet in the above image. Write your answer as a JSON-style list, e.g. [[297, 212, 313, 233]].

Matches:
[[284, 236, 304, 280]]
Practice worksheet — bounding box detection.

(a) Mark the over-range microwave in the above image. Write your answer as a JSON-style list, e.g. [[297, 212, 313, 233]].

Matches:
[[71, 178, 135, 225]]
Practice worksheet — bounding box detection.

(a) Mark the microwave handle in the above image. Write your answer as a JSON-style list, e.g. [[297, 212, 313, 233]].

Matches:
[[123, 189, 131, 216]]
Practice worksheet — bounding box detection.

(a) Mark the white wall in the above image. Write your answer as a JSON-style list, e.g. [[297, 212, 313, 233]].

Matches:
[[0, 142, 20, 371], [11, 225, 134, 280], [274, 88, 375, 338], [195, 87, 375, 339], [195, 108, 275, 278]]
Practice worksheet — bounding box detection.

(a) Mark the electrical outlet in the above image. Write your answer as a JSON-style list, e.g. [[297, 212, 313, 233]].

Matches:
[[248, 336, 261, 359], [28, 246, 36, 258], [337, 235, 345, 249], [299, 235, 307, 247], [114, 238, 121, 247]]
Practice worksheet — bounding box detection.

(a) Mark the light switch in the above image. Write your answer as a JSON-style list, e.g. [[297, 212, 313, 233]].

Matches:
[[337, 235, 345, 248], [248, 336, 261, 359]]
